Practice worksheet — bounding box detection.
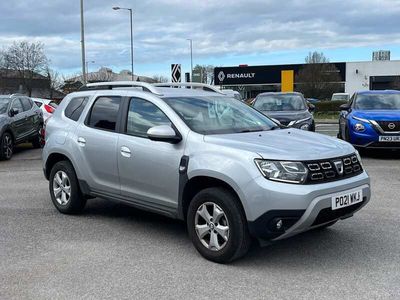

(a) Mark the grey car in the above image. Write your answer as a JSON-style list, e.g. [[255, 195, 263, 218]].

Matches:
[[42, 82, 370, 263], [0, 94, 43, 160], [253, 92, 315, 131]]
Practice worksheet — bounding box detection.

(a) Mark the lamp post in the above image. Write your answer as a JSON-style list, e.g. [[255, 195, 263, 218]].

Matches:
[[187, 39, 193, 81], [80, 0, 87, 84], [113, 6, 134, 81]]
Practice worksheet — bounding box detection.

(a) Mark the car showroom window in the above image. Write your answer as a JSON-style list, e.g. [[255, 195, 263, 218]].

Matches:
[[65, 97, 89, 121], [11, 98, 24, 113], [20, 97, 33, 111], [88, 96, 121, 131], [126, 98, 171, 137]]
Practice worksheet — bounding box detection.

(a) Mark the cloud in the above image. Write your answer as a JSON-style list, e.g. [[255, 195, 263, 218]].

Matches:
[[1, 0, 400, 75]]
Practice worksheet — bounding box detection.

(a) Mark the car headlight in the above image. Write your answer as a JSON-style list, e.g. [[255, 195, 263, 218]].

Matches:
[[300, 123, 310, 130], [355, 150, 363, 167], [354, 123, 365, 132], [295, 117, 311, 124], [255, 159, 308, 184], [352, 116, 370, 123]]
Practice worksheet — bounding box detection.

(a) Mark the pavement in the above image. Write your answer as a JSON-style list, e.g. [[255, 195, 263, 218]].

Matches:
[[1, 143, 400, 299]]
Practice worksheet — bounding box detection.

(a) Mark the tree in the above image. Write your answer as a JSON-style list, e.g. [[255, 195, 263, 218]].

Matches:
[[151, 74, 169, 83], [87, 67, 114, 83], [296, 51, 342, 99], [46, 67, 63, 99], [192, 65, 215, 84], [2, 41, 48, 96]]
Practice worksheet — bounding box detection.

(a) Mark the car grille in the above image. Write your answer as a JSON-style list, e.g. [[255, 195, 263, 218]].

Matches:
[[312, 199, 365, 226], [376, 121, 400, 132], [304, 154, 363, 184]]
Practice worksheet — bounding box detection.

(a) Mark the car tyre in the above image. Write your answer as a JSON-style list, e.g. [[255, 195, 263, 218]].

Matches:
[[31, 132, 43, 148], [0, 132, 13, 161], [49, 161, 86, 214], [187, 187, 251, 263]]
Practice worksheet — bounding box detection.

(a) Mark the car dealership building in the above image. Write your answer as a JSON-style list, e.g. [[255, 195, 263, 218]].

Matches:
[[214, 58, 400, 99]]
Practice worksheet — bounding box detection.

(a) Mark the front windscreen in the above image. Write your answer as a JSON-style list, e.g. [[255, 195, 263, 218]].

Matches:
[[163, 96, 278, 135], [0, 98, 10, 114], [332, 95, 349, 101], [355, 94, 400, 110], [253, 94, 306, 111]]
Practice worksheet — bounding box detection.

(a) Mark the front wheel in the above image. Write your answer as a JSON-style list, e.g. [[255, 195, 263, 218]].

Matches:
[[49, 161, 86, 214], [0, 132, 13, 161], [187, 187, 251, 263]]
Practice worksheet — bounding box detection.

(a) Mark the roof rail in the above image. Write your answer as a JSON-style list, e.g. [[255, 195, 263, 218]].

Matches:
[[153, 82, 225, 94], [80, 81, 162, 95]]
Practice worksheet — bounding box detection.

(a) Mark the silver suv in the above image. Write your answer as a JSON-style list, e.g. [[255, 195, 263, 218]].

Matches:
[[42, 82, 371, 263]]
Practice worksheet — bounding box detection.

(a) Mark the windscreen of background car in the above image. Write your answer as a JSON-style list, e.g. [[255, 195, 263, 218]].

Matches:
[[355, 94, 400, 110], [332, 95, 349, 101], [0, 98, 10, 114], [163, 96, 277, 135], [253, 95, 306, 111]]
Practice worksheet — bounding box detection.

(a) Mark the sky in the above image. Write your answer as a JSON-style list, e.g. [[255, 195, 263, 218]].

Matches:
[[1, 0, 400, 79]]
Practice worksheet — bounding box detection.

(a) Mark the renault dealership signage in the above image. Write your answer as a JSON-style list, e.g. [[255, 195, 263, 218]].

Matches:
[[214, 63, 346, 86]]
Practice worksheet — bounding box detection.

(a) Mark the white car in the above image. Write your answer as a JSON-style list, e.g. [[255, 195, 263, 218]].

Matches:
[[331, 93, 350, 101], [32, 98, 58, 122]]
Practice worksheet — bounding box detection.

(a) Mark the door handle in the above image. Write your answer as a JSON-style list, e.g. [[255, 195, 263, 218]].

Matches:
[[120, 146, 131, 158], [77, 137, 86, 147]]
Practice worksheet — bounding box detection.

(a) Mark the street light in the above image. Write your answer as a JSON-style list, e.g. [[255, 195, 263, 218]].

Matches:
[[113, 6, 134, 81], [80, 0, 87, 83], [187, 39, 193, 81]]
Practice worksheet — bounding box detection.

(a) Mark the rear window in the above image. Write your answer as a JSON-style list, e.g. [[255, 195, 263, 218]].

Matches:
[[34, 101, 43, 108], [88, 96, 121, 131], [65, 97, 89, 121]]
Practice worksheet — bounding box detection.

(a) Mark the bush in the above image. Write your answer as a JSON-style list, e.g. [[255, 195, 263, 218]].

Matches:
[[314, 100, 347, 112]]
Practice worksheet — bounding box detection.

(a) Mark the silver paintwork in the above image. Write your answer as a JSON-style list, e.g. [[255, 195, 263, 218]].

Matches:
[[43, 84, 371, 244]]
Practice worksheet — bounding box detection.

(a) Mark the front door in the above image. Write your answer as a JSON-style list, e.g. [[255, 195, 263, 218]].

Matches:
[[9, 98, 26, 141], [117, 97, 185, 210]]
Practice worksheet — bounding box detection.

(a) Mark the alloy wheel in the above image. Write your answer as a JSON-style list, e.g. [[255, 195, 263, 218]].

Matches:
[[53, 171, 71, 206], [2, 135, 13, 159], [194, 202, 230, 251]]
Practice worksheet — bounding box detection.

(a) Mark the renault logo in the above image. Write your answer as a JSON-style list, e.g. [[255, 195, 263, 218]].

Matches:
[[218, 71, 225, 82], [333, 160, 344, 175], [388, 123, 396, 130]]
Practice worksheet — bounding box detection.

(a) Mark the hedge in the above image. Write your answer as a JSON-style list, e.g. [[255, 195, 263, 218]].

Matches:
[[314, 100, 347, 112]]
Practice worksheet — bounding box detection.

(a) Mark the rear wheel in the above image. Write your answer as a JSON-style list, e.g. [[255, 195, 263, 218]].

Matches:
[[0, 132, 13, 161], [49, 161, 86, 214], [187, 187, 251, 263]]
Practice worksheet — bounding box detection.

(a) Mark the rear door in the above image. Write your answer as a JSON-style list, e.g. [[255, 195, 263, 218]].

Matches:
[[75, 95, 122, 195], [20, 97, 39, 138], [117, 97, 185, 210]]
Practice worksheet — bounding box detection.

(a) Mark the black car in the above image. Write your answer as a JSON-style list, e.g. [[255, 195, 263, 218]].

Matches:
[[252, 92, 315, 131], [0, 94, 44, 160]]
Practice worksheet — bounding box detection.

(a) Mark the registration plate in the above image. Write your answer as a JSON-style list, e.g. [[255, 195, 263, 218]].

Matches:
[[379, 136, 400, 142], [331, 189, 363, 210]]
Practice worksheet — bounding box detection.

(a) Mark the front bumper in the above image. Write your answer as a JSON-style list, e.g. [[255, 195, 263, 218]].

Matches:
[[244, 171, 370, 241]]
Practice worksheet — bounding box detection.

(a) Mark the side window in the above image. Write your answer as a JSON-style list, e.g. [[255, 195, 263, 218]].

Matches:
[[11, 99, 24, 113], [88, 96, 121, 131], [126, 98, 171, 137], [65, 97, 89, 121], [20, 97, 33, 111]]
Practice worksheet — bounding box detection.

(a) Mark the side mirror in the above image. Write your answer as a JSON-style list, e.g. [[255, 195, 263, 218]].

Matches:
[[339, 103, 351, 111], [147, 125, 181, 143], [308, 103, 315, 112], [9, 108, 19, 117]]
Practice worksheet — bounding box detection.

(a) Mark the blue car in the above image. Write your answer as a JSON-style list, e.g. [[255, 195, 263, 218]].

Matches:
[[338, 90, 400, 149]]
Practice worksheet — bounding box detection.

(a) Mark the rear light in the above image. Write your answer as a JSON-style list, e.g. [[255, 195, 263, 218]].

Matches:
[[44, 104, 55, 113]]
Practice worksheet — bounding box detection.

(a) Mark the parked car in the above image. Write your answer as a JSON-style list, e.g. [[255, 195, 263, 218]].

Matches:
[[331, 93, 350, 101], [43, 82, 370, 263], [252, 92, 315, 131], [0, 94, 44, 160], [306, 98, 320, 104], [32, 98, 58, 122], [338, 90, 400, 149], [219, 89, 243, 101]]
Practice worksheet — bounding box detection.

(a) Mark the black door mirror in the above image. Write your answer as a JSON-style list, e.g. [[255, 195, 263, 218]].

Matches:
[[9, 108, 19, 117], [308, 103, 315, 112], [339, 103, 351, 111]]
